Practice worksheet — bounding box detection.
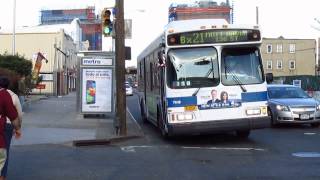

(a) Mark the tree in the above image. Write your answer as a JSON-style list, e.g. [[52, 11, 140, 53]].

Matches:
[[0, 54, 32, 77], [0, 54, 33, 95]]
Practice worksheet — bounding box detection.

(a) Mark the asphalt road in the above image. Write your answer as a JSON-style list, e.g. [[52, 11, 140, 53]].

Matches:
[[125, 93, 320, 180], [7, 92, 320, 180]]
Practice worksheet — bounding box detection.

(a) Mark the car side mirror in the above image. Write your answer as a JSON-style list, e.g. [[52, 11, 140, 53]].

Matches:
[[266, 73, 273, 84]]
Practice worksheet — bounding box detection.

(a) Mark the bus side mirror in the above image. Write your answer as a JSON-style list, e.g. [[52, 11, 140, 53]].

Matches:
[[266, 73, 273, 84], [157, 51, 165, 67]]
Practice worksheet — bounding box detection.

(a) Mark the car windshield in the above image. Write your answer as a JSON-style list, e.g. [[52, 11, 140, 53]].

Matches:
[[125, 84, 131, 88], [268, 86, 310, 99], [166, 47, 219, 89], [221, 47, 264, 86]]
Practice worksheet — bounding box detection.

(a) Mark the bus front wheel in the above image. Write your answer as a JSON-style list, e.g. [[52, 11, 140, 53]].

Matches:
[[157, 108, 169, 138]]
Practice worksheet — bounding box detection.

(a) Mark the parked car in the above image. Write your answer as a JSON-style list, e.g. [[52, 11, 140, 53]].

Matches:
[[267, 84, 320, 127], [125, 84, 133, 96], [133, 81, 138, 88]]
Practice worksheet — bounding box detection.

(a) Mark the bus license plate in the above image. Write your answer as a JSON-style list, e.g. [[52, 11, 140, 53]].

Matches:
[[300, 114, 309, 120]]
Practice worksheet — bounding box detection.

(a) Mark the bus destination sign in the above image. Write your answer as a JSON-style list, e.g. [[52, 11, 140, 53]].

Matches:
[[167, 29, 261, 46]]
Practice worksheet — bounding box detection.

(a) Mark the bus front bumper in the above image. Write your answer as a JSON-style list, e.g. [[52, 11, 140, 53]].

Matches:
[[167, 116, 270, 135]]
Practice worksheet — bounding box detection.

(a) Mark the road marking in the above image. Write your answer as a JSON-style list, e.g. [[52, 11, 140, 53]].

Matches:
[[120, 146, 136, 153], [304, 132, 317, 135], [121, 145, 154, 152], [127, 107, 143, 131], [181, 146, 265, 151], [292, 152, 320, 158]]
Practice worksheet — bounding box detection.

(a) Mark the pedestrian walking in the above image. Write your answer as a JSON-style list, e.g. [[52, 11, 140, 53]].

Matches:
[[0, 76, 21, 180], [0, 76, 22, 179]]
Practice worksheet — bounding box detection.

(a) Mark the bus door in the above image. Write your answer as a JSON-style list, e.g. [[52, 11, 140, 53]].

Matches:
[[143, 58, 147, 104], [158, 51, 166, 112]]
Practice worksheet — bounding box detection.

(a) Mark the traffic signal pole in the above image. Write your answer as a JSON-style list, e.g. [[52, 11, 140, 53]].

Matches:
[[115, 0, 127, 136]]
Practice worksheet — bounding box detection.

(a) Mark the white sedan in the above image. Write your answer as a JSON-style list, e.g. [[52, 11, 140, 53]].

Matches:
[[125, 84, 133, 96]]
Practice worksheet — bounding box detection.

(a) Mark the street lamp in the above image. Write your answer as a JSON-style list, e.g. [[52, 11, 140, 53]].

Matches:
[[13, 0, 16, 55]]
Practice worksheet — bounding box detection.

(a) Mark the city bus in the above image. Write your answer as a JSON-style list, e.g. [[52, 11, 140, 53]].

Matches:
[[137, 19, 270, 138]]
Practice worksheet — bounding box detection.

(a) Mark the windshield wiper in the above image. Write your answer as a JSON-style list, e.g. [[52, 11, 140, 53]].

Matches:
[[192, 67, 214, 96], [225, 66, 247, 92]]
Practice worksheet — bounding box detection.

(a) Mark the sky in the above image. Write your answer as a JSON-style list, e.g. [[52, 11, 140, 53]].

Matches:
[[0, 0, 320, 67]]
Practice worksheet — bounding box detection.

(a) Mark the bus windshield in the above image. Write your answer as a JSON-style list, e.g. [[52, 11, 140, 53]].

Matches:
[[221, 47, 264, 86], [167, 47, 219, 89]]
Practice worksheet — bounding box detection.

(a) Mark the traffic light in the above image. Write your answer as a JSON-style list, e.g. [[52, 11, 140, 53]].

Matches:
[[101, 8, 113, 37]]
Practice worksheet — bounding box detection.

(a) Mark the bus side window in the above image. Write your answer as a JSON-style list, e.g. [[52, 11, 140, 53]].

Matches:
[[139, 62, 142, 78], [150, 62, 153, 91]]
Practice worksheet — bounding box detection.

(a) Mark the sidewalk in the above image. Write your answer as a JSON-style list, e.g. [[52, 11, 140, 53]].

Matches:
[[12, 92, 143, 146]]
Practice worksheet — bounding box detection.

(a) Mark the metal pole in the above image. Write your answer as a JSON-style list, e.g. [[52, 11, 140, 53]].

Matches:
[[115, 0, 126, 135], [13, 0, 16, 55], [256, 6, 259, 25]]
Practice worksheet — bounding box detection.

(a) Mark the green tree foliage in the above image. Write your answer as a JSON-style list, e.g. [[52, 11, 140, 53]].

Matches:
[[0, 54, 32, 76], [0, 54, 33, 95], [0, 67, 20, 94]]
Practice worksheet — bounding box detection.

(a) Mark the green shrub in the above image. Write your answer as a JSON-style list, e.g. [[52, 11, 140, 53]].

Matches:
[[0, 54, 32, 77], [0, 67, 20, 94], [0, 54, 33, 95]]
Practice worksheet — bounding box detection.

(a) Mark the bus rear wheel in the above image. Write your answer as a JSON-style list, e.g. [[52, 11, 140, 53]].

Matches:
[[140, 101, 147, 123], [236, 130, 250, 138]]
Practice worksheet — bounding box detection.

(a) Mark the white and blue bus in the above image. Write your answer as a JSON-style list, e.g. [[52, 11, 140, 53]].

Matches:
[[137, 19, 270, 138]]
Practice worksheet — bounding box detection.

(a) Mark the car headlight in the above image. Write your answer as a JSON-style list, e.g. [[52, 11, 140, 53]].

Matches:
[[276, 105, 290, 111], [316, 104, 320, 111]]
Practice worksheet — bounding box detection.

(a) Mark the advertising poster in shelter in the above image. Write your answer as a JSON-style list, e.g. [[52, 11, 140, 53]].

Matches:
[[82, 68, 112, 112]]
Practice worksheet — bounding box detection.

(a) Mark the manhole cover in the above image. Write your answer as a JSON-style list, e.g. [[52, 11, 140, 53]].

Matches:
[[292, 152, 320, 158]]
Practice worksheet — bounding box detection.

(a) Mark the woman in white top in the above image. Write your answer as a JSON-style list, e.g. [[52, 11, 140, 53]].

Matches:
[[1, 89, 22, 178]]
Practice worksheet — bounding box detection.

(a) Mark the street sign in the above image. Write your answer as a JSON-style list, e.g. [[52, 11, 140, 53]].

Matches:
[[36, 84, 46, 89]]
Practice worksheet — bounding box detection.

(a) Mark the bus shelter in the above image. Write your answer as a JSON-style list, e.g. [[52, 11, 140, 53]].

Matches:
[[77, 51, 115, 116]]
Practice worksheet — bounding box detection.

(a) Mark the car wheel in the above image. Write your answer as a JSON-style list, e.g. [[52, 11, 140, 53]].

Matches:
[[268, 109, 277, 127], [236, 130, 250, 138], [311, 123, 320, 128]]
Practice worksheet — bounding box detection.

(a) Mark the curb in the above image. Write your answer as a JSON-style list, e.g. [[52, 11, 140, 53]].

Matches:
[[72, 135, 142, 147], [72, 109, 144, 147]]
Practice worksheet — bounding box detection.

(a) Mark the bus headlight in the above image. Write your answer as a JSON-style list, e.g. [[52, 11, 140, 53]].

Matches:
[[170, 113, 194, 121], [246, 108, 261, 115], [261, 106, 267, 115]]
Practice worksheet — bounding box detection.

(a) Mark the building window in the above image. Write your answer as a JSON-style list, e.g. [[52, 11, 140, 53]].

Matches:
[[276, 44, 283, 53], [277, 60, 283, 69], [289, 60, 296, 70], [266, 60, 272, 70], [267, 44, 272, 53], [289, 44, 296, 53]]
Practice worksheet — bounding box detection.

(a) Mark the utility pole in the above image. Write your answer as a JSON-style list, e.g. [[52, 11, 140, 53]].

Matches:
[[115, 0, 126, 135]]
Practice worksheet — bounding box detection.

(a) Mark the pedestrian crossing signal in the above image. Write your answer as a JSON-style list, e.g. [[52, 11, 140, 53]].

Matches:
[[101, 8, 113, 37]]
